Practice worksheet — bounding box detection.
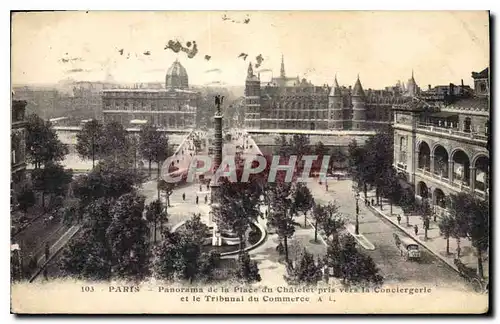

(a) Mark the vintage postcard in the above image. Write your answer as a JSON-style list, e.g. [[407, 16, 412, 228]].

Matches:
[[10, 10, 490, 314]]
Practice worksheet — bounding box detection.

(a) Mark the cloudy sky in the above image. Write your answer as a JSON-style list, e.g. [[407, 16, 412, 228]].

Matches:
[[11, 11, 489, 89]]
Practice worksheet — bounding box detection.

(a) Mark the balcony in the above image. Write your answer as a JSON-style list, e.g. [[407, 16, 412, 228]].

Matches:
[[416, 123, 488, 142], [416, 167, 487, 200]]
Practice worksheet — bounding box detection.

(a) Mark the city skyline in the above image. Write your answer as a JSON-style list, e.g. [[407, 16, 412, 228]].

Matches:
[[12, 11, 489, 89]]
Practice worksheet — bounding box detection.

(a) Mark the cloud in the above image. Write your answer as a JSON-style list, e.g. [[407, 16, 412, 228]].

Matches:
[[66, 68, 91, 73], [205, 68, 222, 73]]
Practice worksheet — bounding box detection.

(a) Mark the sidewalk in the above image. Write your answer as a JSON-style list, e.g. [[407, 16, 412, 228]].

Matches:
[[363, 190, 489, 279], [249, 205, 329, 285]]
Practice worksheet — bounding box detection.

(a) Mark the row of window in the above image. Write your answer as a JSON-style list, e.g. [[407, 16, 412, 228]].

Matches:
[[104, 114, 195, 127]]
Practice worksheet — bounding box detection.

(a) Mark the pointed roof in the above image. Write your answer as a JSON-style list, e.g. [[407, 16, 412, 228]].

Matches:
[[246, 62, 259, 82], [352, 75, 365, 97], [280, 54, 286, 78], [329, 74, 342, 96]]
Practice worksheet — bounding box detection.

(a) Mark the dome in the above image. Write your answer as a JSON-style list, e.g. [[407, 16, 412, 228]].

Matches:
[[165, 60, 189, 89]]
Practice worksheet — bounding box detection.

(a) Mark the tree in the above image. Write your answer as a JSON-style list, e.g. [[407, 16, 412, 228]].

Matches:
[[106, 193, 150, 281], [235, 251, 261, 283], [347, 139, 367, 198], [448, 192, 489, 278], [157, 180, 173, 224], [73, 159, 137, 205], [99, 121, 129, 162], [76, 119, 104, 168], [321, 202, 345, 242], [292, 182, 314, 228], [192, 137, 202, 154], [59, 198, 114, 281], [330, 147, 347, 171], [198, 251, 221, 282], [59, 197, 83, 226], [361, 127, 394, 205], [181, 213, 209, 247], [419, 198, 432, 240], [31, 162, 73, 210], [139, 125, 170, 178], [312, 204, 328, 243], [212, 178, 262, 251], [314, 141, 329, 157], [290, 248, 322, 284], [438, 214, 456, 255], [26, 114, 68, 169], [16, 185, 35, 217], [379, 167, 400, 215], [145, 200, 167, 244], [324, 234, 383, 287], [399, 187, 416, 226], [153, 223, 220, 283], [267, 182, 295, 264], [153, 231, 182, 280]]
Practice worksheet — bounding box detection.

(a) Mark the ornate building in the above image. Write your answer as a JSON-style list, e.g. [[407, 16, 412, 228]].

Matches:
[[102, 60, 199, 129], [244, 56, 413, 131], [11, 100, 27, 184], [393, 68, 490, 217]]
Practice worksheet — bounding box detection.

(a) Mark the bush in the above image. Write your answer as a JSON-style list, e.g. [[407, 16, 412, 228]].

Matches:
[[235, 252, 261, 283]]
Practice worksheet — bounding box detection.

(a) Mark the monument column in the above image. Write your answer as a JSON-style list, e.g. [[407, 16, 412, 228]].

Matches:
[[211, 95, 224, 246]]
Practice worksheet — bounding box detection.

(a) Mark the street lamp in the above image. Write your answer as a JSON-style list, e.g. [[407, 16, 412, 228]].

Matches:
[[355, 191, 360, 235]]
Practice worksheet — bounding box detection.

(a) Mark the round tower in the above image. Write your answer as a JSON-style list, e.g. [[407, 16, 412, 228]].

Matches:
[[328, 75, 343, 130], [244, 63, 261, 129], [351, 75, 366, 130]]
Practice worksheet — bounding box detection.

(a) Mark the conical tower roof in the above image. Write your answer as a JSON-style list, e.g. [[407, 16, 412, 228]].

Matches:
[[329, 74, 342, 96], [352, 75, 365, 97]]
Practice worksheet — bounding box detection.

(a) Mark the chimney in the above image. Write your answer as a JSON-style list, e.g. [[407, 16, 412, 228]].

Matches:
[[461, 79, 464, 86], [428, 84, 431, 91]]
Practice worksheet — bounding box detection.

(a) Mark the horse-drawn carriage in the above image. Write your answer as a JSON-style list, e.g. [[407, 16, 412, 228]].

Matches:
[[393, 233, 421, 261], [454, 258, 488, 293]]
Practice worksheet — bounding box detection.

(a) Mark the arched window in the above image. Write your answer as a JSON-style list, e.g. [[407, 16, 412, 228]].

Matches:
[[464, 117, 472, 133], [399, 136, 407, 164]]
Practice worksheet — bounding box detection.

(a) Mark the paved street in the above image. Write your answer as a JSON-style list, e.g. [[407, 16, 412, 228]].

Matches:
[[307, 178, 473, 291], [138, 129, 474, 291]]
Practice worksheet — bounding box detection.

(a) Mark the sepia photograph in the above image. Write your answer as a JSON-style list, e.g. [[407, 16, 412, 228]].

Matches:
[[9, 9, 490, 314]]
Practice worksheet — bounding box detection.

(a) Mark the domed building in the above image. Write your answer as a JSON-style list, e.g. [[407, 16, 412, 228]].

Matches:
[[165, 59, 189, 90], [102, 60, 199, 129]]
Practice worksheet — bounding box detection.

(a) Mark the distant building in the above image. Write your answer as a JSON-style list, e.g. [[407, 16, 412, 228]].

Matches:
[[11, 99, 27, 192], [393, 68, 490, 217], [244, 55, 413, 131], [102, 60, 199, 129]]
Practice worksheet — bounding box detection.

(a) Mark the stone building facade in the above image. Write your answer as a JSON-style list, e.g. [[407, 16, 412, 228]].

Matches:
[[244, 56, 416, 131], [102, 60, 199, 129], [393, 68, 490, 217], [11, 100, 27, 185]]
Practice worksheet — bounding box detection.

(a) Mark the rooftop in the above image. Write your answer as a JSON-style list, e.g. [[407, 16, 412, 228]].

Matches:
[[102, 88, 198, 94]]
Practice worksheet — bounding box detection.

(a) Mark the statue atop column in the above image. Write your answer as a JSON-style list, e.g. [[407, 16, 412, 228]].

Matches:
[[215, 95, 224, 115]]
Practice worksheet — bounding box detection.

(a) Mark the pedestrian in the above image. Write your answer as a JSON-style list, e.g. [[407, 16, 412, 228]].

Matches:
[[367, 200, 370, 206], [397, 214, 401, 225], [182, 193, 186, 201], [265, 209, 268, 218], [456, 245, 461, 258], [414, 224, 418, 236], [196, 196, 199, 204], [371, 198, 375, 206], [207, 183, 210, 190], [204, 195, 208, 204], [325, 184, 328, 192], [200, 185, 202, 191], [44, 242, 50, 261]]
